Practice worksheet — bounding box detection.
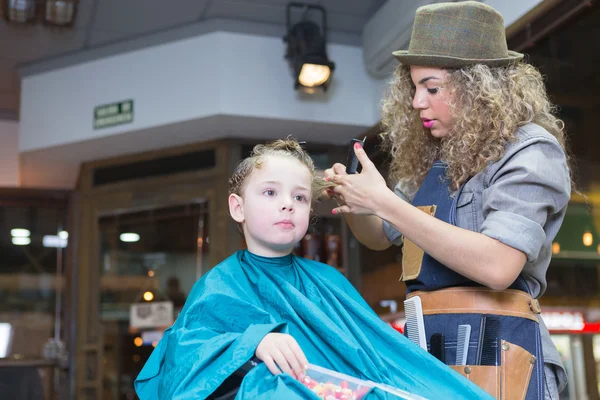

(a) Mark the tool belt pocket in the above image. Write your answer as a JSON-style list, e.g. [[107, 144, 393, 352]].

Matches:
[[449, 340, 535, 400], [401, 205, 436, 281]]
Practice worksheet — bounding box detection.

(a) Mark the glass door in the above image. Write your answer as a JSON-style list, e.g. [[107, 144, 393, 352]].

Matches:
[[550, 334, 594, 399], [97, 202, 209, 400]]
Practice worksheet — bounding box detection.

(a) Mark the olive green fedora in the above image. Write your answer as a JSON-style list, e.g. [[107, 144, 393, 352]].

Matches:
[[393, 1, 523, 68]]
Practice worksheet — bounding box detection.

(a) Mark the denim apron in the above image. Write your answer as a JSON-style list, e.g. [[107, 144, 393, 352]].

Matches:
[[403, 161, 544, 399]]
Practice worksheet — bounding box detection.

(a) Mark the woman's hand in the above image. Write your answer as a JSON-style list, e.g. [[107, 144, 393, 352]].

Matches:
[[255, 333, 308, 378], [323, 163, 347, 204], [330, 143, 389, 215]]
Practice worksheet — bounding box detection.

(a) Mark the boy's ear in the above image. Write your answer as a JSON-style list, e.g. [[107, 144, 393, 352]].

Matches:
[[228, 194, 245, 223]]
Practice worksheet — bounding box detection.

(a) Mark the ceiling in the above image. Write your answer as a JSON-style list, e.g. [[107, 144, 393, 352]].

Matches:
[[0, 0, 386, 120]]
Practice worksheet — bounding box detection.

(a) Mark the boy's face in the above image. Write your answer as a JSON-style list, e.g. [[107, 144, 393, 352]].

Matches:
[[228, 155, 312, 257]]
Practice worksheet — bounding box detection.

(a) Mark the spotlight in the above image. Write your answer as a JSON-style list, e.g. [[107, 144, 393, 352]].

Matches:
[[3, 0, 37, 23], [2, 0, 79, 26], [284, 3, 335, 92], [44, 0, 78, 27]]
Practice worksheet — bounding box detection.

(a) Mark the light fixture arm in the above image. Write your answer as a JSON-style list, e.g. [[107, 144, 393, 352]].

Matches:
[[286, 2, 328, 44]]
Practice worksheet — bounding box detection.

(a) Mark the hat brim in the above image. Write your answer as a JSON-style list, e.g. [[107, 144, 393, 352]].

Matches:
[[392, 50, 524, 68]]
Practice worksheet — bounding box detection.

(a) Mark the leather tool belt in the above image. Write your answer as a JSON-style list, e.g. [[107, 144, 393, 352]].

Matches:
[[407, 287, 541, 323]]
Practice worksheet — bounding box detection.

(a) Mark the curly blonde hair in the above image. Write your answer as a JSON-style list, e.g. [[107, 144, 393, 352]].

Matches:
[[380, 62, 569, 194], [228, 138, 331, 200]]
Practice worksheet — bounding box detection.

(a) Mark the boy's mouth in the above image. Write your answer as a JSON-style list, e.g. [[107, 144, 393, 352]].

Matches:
[[275, 220, 294, 228]]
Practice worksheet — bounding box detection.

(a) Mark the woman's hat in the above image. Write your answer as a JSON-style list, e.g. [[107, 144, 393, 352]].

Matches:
[[393, 1, 523, 68]]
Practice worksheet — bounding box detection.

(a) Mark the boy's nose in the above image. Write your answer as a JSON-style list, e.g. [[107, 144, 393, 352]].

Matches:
[[281, 201, 294, 212]]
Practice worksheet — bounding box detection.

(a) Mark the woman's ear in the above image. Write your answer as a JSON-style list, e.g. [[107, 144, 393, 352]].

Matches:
[[228, 194, 245, 223]]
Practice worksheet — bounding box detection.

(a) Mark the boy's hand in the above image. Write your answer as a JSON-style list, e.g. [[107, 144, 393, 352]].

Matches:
[[255, 333, 308, 378]]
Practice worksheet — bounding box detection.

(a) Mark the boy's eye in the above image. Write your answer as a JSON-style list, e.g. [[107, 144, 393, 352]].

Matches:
[[294, 194, 308, 202], [263, 189, 276, 196]]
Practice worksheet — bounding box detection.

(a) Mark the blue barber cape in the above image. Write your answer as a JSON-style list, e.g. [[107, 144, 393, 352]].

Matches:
[[135, 250, 491, 399]]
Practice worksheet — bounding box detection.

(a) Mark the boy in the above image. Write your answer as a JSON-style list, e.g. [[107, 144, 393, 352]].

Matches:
[[135, 139, 491, 399]]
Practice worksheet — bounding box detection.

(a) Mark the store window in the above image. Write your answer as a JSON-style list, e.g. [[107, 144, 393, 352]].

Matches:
[[0, 189, 70, 399]]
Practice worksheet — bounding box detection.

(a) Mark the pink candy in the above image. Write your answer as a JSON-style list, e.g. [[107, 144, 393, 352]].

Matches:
[[298, 376, 369, 400]]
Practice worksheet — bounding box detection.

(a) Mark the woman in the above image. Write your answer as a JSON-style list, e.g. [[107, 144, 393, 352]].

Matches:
[[326, 2, 570, 399]]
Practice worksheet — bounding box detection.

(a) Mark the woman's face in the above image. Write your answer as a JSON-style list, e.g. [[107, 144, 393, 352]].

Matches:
[[410, 65, 454, 138]]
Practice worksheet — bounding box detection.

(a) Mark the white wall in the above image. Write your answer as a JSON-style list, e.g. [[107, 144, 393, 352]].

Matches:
[[20, 31, 383, 153], [0, 120, 19, 187]]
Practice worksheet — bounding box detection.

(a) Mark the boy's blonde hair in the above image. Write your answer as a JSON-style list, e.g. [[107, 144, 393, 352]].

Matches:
[[228, 138, 331, 200]]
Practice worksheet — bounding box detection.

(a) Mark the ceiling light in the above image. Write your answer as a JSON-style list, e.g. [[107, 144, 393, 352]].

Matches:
[[3, 0, 37, 23], [120, 233, 140, 243], [44, 0, 77, 26], [11, 228, 30, 237], [143, 291, 154, 302], [43, 235, 68, 248], [284, 3, 335, 92], [12, 237, 31, 246], [0, 323, 13, 358], [583, 231, 593, 247]]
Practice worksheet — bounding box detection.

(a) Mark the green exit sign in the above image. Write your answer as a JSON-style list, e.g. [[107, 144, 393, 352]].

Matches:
[[94, 99, 134, 129]]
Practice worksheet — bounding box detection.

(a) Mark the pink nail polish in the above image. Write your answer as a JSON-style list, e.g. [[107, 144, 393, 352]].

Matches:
[[354, 142, 362, 149], [332, 209, 337, 215]]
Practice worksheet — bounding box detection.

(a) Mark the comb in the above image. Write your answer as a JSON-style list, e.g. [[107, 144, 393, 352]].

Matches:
[[430, 333, 445, 363], [480, 316, 501, 366], [475, 316, 486, 365], [455, 324, 471, 366], [346, 137, 366, 174], [404, 296, 427, 351]]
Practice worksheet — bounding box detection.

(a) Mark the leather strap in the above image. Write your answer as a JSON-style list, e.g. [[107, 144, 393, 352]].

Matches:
[[407, 287, 540, 322]]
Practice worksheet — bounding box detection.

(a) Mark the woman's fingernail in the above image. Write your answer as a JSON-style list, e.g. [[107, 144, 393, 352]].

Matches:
[[354, 142, 362, 149], [324, 177, 329, 181], [332, 209, 337, 215]]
